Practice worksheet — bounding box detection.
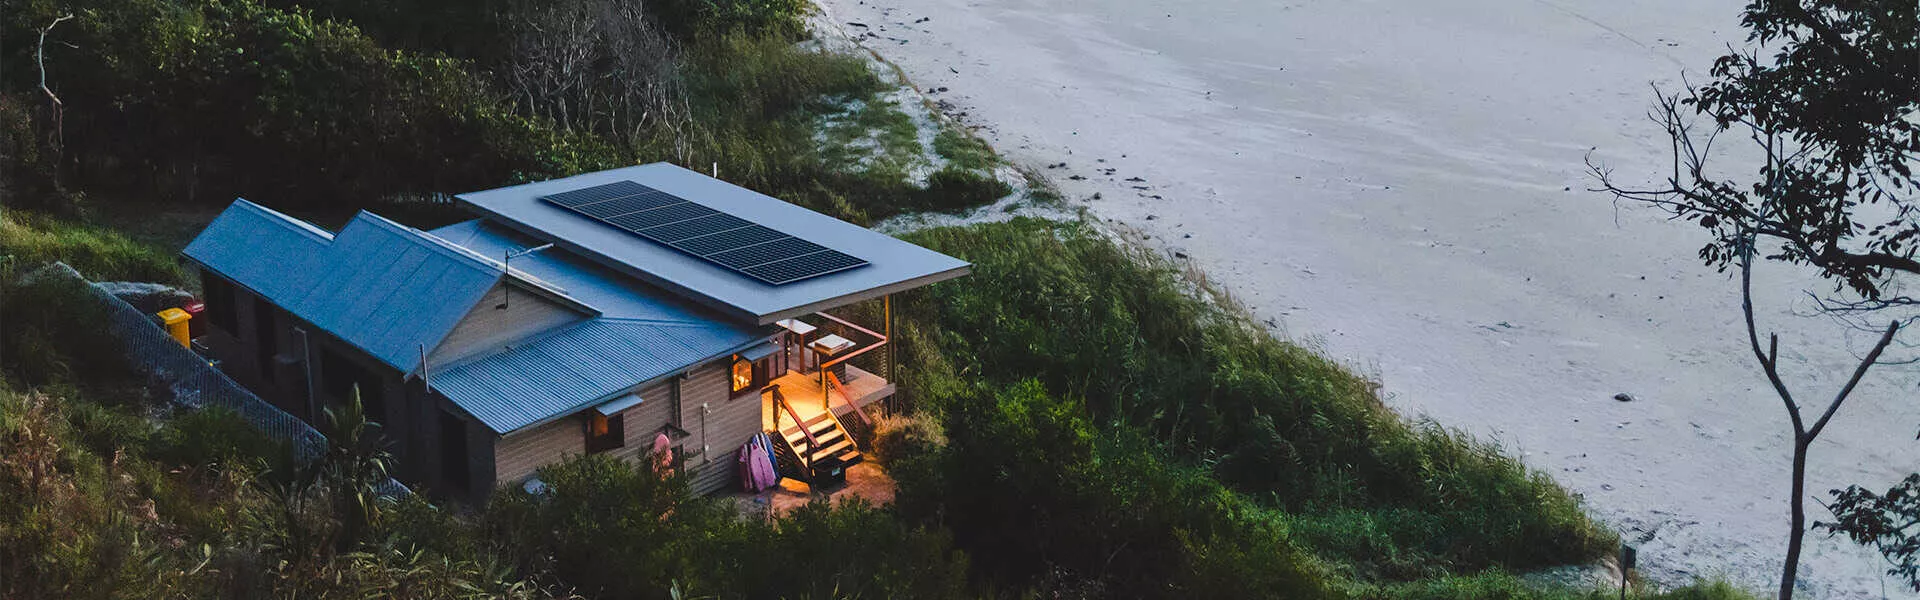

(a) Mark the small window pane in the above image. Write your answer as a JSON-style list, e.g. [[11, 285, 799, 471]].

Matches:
[[731, 357, 753, 393]]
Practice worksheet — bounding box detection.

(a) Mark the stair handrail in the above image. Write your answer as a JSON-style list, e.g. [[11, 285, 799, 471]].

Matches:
[[773, 387, 819, 467], [825, 370, 872, 428], [818, 395, 861, 455]]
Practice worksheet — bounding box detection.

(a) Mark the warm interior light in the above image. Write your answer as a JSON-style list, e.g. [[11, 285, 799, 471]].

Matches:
[[731, 357, 753, 392]]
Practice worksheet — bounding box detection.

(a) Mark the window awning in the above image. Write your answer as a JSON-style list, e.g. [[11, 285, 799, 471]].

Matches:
[[594, 393, 645, 415], [739, 341, 777, 361]]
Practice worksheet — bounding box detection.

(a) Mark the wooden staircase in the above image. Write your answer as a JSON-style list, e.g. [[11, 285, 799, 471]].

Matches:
[[772, 387, 864, 482]]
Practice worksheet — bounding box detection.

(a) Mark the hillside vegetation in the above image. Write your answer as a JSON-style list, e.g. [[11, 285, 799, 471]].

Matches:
[[2, 0, 1751, 598]]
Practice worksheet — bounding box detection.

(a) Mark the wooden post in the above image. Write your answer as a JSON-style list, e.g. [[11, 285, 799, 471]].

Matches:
[[884, 294, 894, 382]]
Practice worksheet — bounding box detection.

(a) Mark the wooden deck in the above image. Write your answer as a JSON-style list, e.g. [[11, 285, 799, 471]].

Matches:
[[763, 364, 894, 429]]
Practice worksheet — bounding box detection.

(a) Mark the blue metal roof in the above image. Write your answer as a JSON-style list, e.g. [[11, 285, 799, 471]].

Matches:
[[431, 319, 766, 433], [184, 201, 535, 373], [426, 220, 771, 433], [457, 163, 971, 325]]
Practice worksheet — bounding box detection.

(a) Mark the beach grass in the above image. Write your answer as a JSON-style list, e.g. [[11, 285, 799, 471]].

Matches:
[[933, 126, 998, 172], [888, 217, 1618, 586]]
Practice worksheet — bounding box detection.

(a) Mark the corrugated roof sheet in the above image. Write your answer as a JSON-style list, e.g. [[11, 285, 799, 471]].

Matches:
[[426, 220, 770, 433], [184, 202, 775, 435], [456, 163, 972, 324], [431, 319, 764, 433], [183, 201, 541, 373]]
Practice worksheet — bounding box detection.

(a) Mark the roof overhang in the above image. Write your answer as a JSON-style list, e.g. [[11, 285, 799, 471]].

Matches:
[[456, 163, 972, 325]]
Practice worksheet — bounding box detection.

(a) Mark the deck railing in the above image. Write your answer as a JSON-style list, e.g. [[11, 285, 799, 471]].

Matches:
[[813, 311, 890, 383], [826, 371, 876, 448]]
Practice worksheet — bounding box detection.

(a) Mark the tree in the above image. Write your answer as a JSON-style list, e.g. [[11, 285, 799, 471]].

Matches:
[[502, 0, 689, 155], [1590, 1, 1917, 598], [1819, 474, 1920, 591]]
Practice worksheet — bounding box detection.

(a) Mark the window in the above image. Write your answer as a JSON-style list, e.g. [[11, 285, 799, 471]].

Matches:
[[201, 270, 239, 334], [731, 356, 754, 395], [586, 412, 625, 453], [440, 409, 470, 491]]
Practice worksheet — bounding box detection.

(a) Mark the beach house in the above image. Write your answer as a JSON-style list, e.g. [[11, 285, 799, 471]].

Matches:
[[179, 163, 970, 500]]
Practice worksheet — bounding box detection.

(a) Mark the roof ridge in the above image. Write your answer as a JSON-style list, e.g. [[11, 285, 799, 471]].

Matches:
[[351, 211, 500, 276], [350, 212, 597, 315], [232, 199, 336, 243]]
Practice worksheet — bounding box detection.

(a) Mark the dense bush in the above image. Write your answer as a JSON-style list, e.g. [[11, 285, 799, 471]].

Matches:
[[3, 0, 617, 209], [0, 265, 141, 386], [892, 379, 1328, 598], [478, 453, 973, 599], [0, 376, 572, 599], [893, 219, 1615, 575]]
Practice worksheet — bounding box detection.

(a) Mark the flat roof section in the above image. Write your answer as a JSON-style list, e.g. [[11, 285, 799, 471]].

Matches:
[[456, 163, 971, 325]]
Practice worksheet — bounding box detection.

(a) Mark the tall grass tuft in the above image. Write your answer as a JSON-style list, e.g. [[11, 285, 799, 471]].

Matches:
[[1, 212, 185, 285]]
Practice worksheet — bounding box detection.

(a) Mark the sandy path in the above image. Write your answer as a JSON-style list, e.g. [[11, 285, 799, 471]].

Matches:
[[817, 0, 1920, 596]]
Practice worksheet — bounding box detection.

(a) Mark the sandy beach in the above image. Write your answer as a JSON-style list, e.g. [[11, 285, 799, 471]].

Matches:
[[817, 0, 1920, 596]]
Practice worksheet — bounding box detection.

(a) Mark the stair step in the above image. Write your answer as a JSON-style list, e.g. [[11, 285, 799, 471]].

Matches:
[[814, 437, 854, 458], [838, 451, 864, 466], [800, 412, 833, 429], [787, 433, 849, 456], [810, 428, 844, 447], [782, 429, 834, 448]]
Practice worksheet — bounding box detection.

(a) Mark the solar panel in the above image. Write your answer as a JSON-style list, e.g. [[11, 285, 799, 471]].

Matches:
[[639, 213, 752, 244], [539, 181, 869, 285], [543, 180, 650, 207], [745, 250, 869, 284], [708, 237, 827, 270], [574, 193, 679, 219], [672, 225, 786, 256], [604, 202, 714, 231]]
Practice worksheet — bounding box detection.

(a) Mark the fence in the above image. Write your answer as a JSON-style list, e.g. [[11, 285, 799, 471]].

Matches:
[[42, 263, 406, 495]]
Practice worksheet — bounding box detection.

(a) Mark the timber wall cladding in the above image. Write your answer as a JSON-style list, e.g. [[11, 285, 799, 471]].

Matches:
[[486, 358, 763, 494], [684, 360, 761, 494], [429, 282, 584, 367], [493, 415, 584, 486]]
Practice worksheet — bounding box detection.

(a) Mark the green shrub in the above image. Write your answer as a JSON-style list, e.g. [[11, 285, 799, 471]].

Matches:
[[915, 168, 1012, 213], [0, 266, 137, 386], [894, 218, 1615, 575], [652, 0, 812, 38], [151, 407, 295, 479], [3, 0, 617, 210], [893, 379, 1329, 598], [1352, 573, 1757, 600], [483, 452, 972, 598]]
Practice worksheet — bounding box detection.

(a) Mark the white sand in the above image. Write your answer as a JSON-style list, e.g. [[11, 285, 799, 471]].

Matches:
[[816, 0, 1920, 596]]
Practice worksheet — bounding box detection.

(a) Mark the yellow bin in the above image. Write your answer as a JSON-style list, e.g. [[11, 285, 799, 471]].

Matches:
[[156, 308, 192, 348]]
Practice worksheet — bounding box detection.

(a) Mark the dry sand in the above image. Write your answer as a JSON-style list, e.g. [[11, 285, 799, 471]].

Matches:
[[816, 0, 1920, 596]]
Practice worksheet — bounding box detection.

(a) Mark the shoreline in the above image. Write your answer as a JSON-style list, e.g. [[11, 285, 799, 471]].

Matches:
[[812, 0, 1920, 596]]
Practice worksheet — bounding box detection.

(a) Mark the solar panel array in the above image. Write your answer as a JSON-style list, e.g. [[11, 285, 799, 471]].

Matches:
[[539, 181, 869, 285]]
